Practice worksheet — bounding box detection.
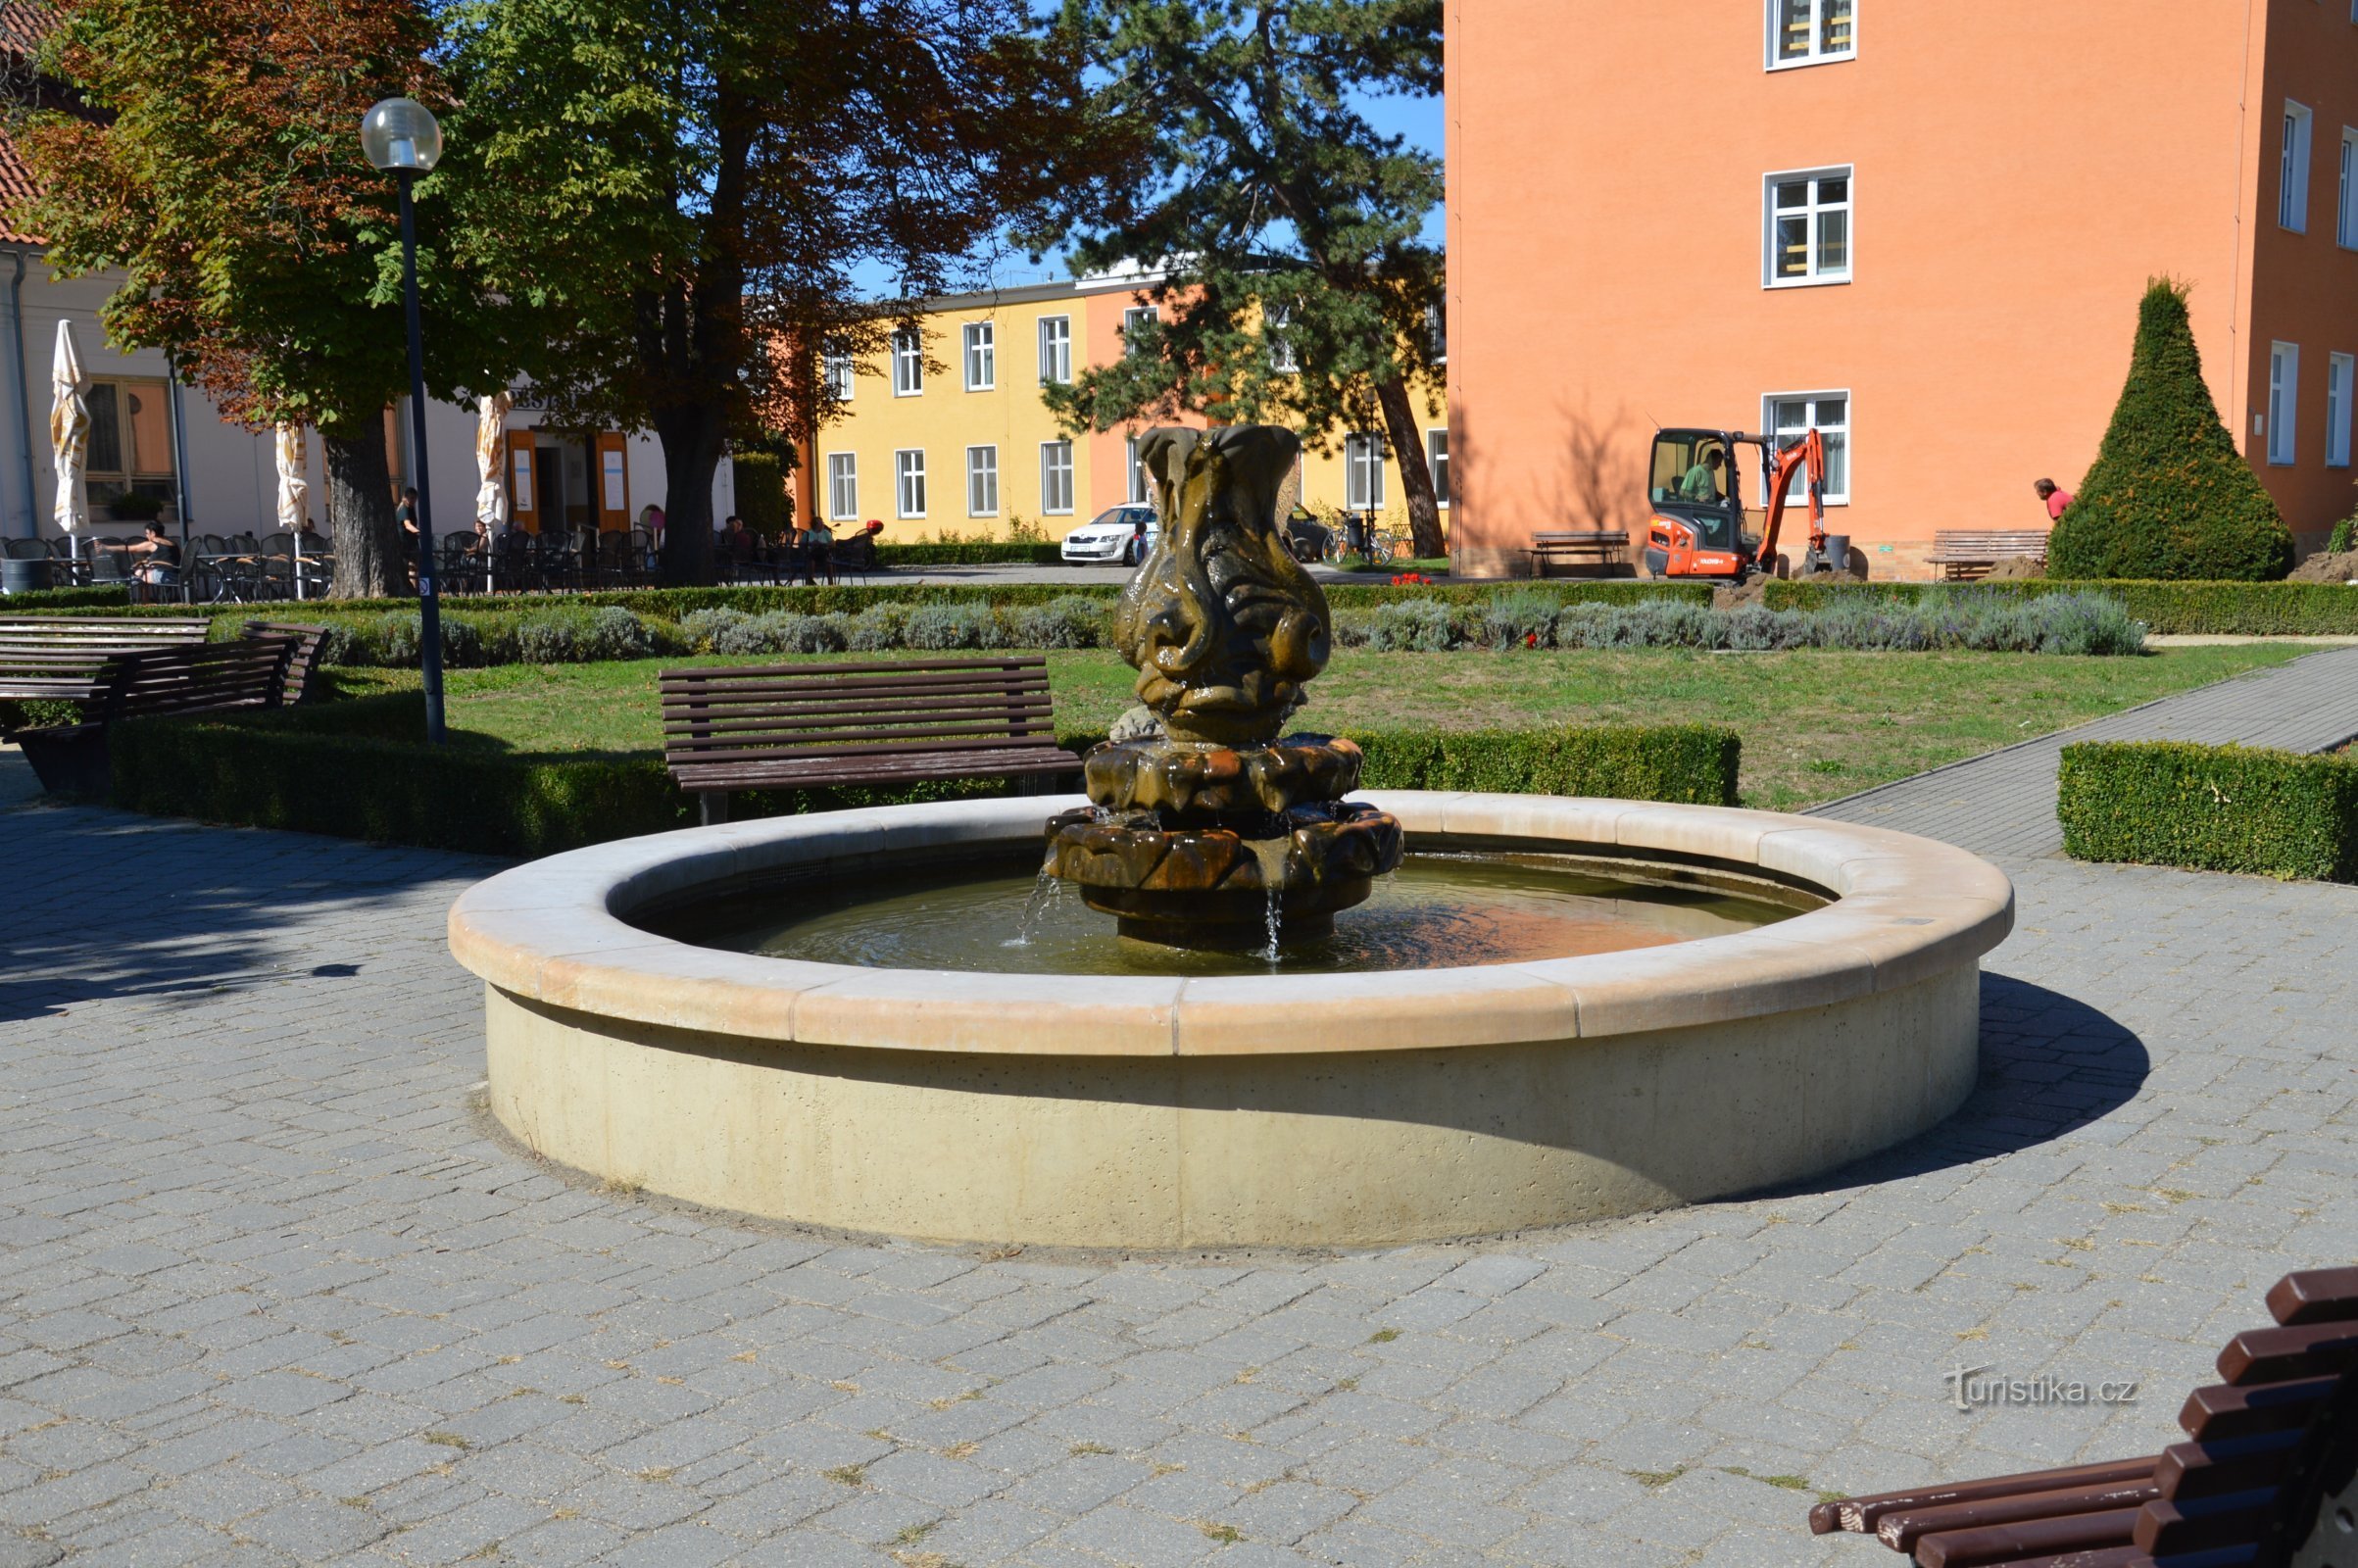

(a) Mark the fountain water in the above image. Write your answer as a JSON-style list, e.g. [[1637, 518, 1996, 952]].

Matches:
[[1041, 425, 1403, 948]]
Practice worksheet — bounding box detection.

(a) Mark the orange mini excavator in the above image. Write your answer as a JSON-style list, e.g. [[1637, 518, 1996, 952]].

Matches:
[[1641, 425, 1837, 581]]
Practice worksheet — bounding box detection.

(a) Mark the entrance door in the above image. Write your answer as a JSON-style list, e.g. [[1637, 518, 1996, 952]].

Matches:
[[534, 447, 564, 535]]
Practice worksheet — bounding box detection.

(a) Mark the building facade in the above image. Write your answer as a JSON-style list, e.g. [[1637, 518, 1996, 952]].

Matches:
[[792, 272, 1451, 548], [1444, 0, 2358, 578]]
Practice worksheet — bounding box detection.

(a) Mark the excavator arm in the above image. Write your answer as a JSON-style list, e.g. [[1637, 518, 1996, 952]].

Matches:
[[1752, 429, 1826, 575]]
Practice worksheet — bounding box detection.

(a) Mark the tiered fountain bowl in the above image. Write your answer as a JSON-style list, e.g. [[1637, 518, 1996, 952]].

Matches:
[[449, 424, 2013, 1250]]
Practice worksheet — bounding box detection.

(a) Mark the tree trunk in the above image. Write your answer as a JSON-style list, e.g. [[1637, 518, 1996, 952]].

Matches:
[[1374, 376, 1446, 560], [323, 421, 408, 600], [654, 408, 726, 585]]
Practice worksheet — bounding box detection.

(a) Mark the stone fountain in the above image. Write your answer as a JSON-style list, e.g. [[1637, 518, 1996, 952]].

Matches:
[[1040, 425, 1404, 948]]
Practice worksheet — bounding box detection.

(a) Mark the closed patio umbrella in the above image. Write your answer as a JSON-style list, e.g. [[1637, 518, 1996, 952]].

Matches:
[[49, 319, 88, 558], [474, 392, 512, 529], [275, 423, 310, 598]]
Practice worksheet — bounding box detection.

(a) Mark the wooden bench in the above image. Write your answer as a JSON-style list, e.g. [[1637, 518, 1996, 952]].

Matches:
[[1812, 1265, 2358, 1568], [660, 656, 1082, 824], [1924, 530, 2051, 581], [241, 621, 331, 705], [1528, 530, 1627, 576], [11, 632, 304, 797], [0, 614, 212, 703]]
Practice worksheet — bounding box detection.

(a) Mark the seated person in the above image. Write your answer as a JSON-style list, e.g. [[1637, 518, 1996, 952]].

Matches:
[[1679, 449, 1726, 504], [104, 521, 180, 602]]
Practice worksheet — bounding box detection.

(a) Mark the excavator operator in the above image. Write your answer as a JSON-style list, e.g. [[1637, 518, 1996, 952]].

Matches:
[[1679, 448, 1726, 504]]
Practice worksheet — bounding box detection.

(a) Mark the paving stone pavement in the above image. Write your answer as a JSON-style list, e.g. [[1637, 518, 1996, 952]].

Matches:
[[2, 804, 2354, 1568]]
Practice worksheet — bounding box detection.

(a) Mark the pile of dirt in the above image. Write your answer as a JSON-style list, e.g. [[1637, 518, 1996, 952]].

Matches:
[[1984, 557, 2046, 581], [2286, 549, 2358, 583], [1711, 579, 1770, 612]]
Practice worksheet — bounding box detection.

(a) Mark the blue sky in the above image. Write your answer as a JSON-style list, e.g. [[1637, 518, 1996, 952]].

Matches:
[[851, 82, 1446, 299]]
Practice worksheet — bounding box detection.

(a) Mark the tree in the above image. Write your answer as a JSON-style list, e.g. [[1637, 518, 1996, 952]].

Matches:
[[442, 0, 1111, 585], [2048, 278, 2295, 582], [18, 0, 529, 597], [1027, 0, 1448, 559]]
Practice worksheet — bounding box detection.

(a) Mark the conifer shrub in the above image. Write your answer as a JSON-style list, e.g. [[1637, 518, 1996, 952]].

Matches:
[[2047, 279, 2294, 581]]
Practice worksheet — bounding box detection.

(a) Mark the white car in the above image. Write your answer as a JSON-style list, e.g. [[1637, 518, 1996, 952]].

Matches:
[[1060, 505, 1160, 566]]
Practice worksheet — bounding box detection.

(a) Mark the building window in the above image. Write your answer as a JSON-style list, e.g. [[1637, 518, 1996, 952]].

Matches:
[[1768, 0, 1853, 68], [2340, 130, 2358, 248], [1125, 435, 1149, 504], [1122, 305, 1156, 357], [962, 321, 995, 391], [2331, 354, 2354, 468], [1037, 316, 1072, 384], [2282, 103, 2313, 233], [966, 445, 999, 515], [1763, 392, 1850, 505], [1346, 433, 1387, 511], [1040, 440, 1075, 514], [1766, 169, 1851, 285], [895, 448, 927, 516], [823, 349, 855, 402], [1266, 305, 1298, 373], [826, 453, 858, 520], [892, 329, 923, 396], [2269, 344, 2299, 465], [1425, 303, 1447, 364], [1426, 429, 1450, 507], [84, 378, 177, 509]]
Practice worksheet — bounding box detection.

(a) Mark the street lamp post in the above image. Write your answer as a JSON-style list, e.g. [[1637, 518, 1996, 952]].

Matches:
[[361, 97, 446, 746]]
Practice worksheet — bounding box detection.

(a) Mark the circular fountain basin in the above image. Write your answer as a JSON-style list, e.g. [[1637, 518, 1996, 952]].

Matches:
[[447, 792, 2012, 1249]]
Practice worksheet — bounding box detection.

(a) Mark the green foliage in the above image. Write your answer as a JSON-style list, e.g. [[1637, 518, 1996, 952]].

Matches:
[[2047, 280, 2294, 581], [1763, 578, 2358, 634], [733, 451, 792, 536], [109, 692, 1738, 852], [875, 543, 1065, 565], [1348, 724, 1740, 807], [2059, 741, 2358, 882], [2, 584, 131, 611], [1030, 0, 1446, 551], [2329, 514, 2356, 554]]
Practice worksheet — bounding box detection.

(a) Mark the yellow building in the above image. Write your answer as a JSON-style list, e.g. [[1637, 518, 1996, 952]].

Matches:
[[791, 272, 1449, 550]]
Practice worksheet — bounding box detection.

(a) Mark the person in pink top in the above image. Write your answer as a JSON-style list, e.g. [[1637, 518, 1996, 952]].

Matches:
[[2033, 478, 2074, 519]]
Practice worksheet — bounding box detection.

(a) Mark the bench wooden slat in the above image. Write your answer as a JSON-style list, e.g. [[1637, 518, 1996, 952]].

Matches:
[[1880, 1478, 2165, 1552], [1915, 1505, 2142, 1568]]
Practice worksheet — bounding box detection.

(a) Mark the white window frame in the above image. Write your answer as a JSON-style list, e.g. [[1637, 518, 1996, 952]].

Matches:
[[1765, 0, 1855, 70], [2268, 344, 2299, 466], [1122, 305, 1157, 357], [1426, 428, 1450, 508], [2339, 129, 2358, 249], [895, 448, 927, 517], [1125, 435, 1149, 504], [1761, 390, 1852, 506], [1345, 433, 1387, 511], [965, 444, 1000, 516], [2282, 102, 2313, 233], [891, 329, 923, 397], [1037, 315, 1072, 384], [825, 453, 858, 521], [1266, 304, 1298, 373], [1425, 303, 1448, 364], [962, 321, 995, 392], [1764, 167, 1852, 287], [822, 349, 855, 402], [1040, 440, 1075, 515], [2330, 353, 2354, 469]]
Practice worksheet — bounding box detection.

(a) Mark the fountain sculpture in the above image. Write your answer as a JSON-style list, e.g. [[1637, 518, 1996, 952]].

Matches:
[[1041, 425, 1403, 947]]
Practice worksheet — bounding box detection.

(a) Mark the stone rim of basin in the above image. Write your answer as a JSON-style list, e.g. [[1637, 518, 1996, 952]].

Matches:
[[446, 791, 2015, 1059]]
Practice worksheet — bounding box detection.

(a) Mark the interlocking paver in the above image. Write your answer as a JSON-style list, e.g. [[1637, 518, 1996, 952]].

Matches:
[[3, 767, 2355, 1565]]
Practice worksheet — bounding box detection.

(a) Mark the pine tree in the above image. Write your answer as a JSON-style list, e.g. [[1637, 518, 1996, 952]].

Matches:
[[2048, 279, 2294, 581]]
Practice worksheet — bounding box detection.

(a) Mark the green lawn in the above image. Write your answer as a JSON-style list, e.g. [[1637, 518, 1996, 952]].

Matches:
[[335, 644, 2313, 810]]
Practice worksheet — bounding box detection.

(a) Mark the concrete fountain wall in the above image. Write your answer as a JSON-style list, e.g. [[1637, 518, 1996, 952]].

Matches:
[[447, 792, 2012, 1249]]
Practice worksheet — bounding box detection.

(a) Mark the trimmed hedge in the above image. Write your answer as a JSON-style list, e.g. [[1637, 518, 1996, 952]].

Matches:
[[108, 695, 1740, 855], [2058, 740, 2358, 882], [1764, 578, 2358, 636], [876, 542, 1064, 565], [1, 584, 133, 611]]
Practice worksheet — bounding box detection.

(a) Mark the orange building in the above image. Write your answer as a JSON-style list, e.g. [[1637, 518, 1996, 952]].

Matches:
[[1444, 0, 2358, 578]]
